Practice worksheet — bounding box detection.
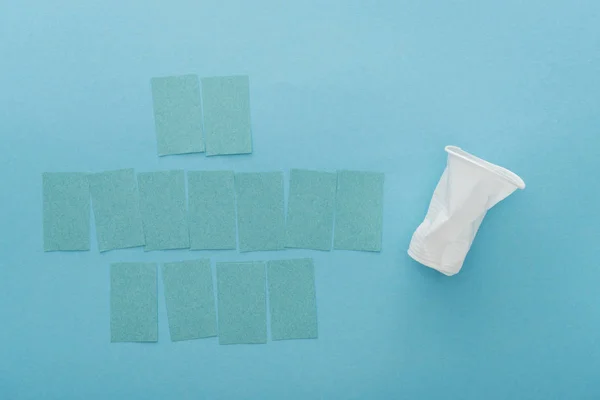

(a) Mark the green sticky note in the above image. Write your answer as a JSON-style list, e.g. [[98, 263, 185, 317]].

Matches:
[[43, 172, 90, 251], [201, 75, 252, 156], [89, 169, 145, 252], [162, 259, 217, 341], [137, 170, 189, 251], [334, 170, 385, 252], [151, 75, 205, 156], [217, 261, 267, 345], [267, 258, 318, 340], [286, 169, 337, 251], [235, 172, 285, 252], [188, 171, 236, 250], [110, 262, 158, 343]]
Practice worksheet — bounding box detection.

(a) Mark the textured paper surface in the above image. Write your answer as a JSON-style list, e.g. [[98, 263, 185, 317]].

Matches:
[[201, 75, 252, 156], [151, 75, 205, 156], [285, 169, 336, 251], [334, 170, 384, 251], [235, 172, 285, 252], [267, 258, 318, 340], [137, 170, 189, 251], [110, 262, 158, 342], [89, 169, 145, 251], [188, 171, 236, 250], [43, 172, 90, 251], [217, 261, 267, 345], [162, 259, 217, 341]]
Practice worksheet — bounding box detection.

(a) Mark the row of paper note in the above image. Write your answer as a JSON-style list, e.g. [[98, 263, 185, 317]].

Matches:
[[42, 169, 384, 253], [111, 258, 317, 343], [151, 75, 252, 156]]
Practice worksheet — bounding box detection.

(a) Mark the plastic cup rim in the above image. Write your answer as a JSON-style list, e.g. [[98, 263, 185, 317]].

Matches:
[[445, 145, 526, 190]]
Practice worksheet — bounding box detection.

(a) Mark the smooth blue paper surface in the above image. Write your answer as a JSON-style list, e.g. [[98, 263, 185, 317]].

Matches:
[[3, 2, 600, 399]]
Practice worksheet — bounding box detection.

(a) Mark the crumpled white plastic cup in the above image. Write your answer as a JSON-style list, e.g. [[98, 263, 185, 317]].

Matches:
[[408, 145, 525, 276]]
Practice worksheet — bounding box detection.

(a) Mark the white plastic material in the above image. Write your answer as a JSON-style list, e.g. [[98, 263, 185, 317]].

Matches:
[[408, 146, 525, 276]]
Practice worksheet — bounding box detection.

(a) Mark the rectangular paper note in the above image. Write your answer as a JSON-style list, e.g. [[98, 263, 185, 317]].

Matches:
[[217, 261, 266, 345], [267, 258, 318, 340], [188, 171, 236, 250], [89, 169, 145, 251], [201, 75, 252, 156], [43, 172, 90, 251], [151, 75, 205, 156], [162, 259, 217, 341], [110, 262, 157, 342], [286, 169, 336, 251], [137, 170, 189, 251], [235, 172, 285, 252], [334, 170, 385, 251]]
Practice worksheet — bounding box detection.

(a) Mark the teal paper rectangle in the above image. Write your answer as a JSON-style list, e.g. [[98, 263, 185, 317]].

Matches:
[[235, 172, 285, 252], [188, 171, 236, 250], [110, 262, 158, 343], [162, 259, 217, 341], [285, 169, 336, 251], [43, 172, 90, 251], [216, 261, 267, 345], [334, 170, 385, 252], [137, 170, 189, 251], [151, 75, 205, 156], [89, 169, 145, 252], [201, 75, 252, 156], [267, 258, 318, 340]]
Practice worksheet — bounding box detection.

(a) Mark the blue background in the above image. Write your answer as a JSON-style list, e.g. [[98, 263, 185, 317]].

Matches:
[[1, 0, 599, 398]]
